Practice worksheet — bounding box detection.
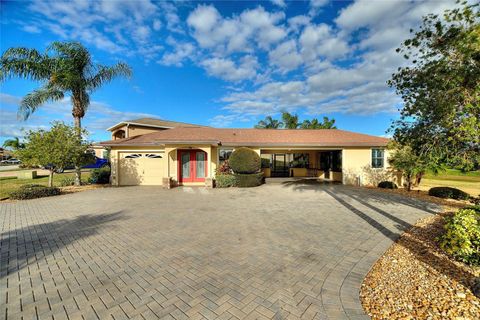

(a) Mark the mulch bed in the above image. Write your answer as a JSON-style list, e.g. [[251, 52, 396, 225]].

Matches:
[[361, 211, 480, 319]]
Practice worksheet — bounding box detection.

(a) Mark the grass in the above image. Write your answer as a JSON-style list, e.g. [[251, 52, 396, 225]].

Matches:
[[0, 171, 91, 199], [418, 169, 480, 197]]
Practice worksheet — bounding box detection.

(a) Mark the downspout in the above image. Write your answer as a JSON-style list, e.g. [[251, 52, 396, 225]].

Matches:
[[126, 123, 130, 138]]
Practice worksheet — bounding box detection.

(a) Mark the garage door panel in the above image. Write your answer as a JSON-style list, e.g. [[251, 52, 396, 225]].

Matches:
[[119, 153, 164, 186]]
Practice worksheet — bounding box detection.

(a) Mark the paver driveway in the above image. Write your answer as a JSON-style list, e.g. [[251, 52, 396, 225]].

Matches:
[[0, 181, 440, 320]]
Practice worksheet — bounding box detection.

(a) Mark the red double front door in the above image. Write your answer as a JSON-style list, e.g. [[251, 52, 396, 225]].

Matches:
[[178, 150, 207, 183]]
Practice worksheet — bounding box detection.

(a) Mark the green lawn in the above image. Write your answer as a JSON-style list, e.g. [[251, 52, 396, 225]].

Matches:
[[0, 171, 91, 199], [418, 169, 480, 197]]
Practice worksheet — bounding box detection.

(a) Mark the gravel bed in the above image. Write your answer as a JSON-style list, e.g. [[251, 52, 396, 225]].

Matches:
[[361, 212, 480, 319]]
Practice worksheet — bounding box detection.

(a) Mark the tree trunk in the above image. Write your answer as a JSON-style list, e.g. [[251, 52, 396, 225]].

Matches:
[[48, 170, 54, 188], [73, 116, 82, 186]]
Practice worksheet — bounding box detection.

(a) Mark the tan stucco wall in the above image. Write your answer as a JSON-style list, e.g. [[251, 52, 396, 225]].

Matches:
[[111, 125, 167, 140], [342, 148, 400, 186]]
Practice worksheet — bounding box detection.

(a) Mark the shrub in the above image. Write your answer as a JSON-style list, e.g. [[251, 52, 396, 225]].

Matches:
[[216, 160, 232, 175], [59, 176, 75, 187], [428, 186, 470, 200], [234, 172, 264, 188], [466, 205, 480, 214], [89, 167, 111, 184], [229, 147, 261, 174], [439, 209, 480, 265], [215, 174, 237, 188], [9, 184, 61, 200], [378, 181, 398, 189]]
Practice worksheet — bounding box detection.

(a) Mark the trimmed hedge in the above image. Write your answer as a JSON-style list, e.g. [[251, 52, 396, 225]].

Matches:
[[234, 173, 264, 188], [378, 181, 398, 189], [229, 147, 261, 174], [215, 174, 237, 188], [428, 186, 470, 200], [439, 208, 480, 265], [9, 184, 61, 200], [89, 167, 111, 184]]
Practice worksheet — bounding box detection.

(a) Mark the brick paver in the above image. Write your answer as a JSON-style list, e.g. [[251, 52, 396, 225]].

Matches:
[[0, 182, 439, 319]]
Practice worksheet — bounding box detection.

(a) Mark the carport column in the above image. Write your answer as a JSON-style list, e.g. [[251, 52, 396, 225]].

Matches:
[[111, 149, 119, 186]]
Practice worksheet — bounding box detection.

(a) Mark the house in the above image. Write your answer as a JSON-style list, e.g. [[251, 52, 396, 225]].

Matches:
[[100, 122, 399, 187]]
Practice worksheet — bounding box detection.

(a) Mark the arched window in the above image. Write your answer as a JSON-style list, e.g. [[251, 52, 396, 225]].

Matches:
[[113, 130, 126, 140]]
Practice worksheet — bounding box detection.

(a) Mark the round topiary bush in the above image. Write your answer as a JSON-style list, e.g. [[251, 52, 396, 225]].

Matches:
[[428, 187, 470, 200], [378, 181, 398, 189], [234, 172, 264, 188], [228, 147, 261, 174]]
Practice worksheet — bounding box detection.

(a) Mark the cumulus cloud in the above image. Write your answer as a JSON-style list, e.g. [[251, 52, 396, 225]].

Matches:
[[201, 56, 259, 82]]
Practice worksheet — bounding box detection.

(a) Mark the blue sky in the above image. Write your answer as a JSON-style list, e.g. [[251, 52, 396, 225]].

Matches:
[[0, 0, 459, 144]]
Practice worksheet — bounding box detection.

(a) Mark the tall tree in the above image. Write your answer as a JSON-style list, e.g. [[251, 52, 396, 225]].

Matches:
[[388, 2, 480, 171], [16, 122, 93, 187], [281, 112, 300, 129], [0, 41, 132, 185], [254, 116, 283, 129], [2, 137, 25, 150], [301, 117, 337, 129]]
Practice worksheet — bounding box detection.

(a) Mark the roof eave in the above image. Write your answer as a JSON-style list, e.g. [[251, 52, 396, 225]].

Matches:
[[106, 121, 174, 131]]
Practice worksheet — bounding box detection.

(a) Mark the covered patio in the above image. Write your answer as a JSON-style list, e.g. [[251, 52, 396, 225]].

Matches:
[[260, 149, 343, 182]]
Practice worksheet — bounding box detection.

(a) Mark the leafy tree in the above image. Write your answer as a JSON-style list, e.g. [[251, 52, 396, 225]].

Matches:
[[281, 112, 300, 129], [0, 41, 132, 185], [387, 141, 443, 191], [301, 116, 337, 129], [2, 137, 25, 150], [16, 122, 93, 187], [254, 116, 283, 129], [388, 1, 480, 171]]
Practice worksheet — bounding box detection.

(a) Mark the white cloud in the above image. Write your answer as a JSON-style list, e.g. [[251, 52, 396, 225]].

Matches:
[[268, 40, 302, 72], [201, 56, 258, 82], [187, 5, 286, 53], [159, 39, 195, 66], [270, 0, 286, 8], [300, 24, 349, 62], [309, 0, 329, 16]]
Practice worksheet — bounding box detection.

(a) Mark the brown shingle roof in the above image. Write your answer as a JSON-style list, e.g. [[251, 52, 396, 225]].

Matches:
[[100, 127, 389, 147], [107, 117, 207, 131]]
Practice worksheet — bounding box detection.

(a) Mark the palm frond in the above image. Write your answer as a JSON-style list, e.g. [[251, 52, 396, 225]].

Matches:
[[19, 87, 64, 120], [88, 62, 132, 90], [0, 47, 51, 81]]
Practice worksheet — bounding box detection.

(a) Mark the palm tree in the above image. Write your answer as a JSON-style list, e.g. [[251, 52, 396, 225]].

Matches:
[[1, 41, 132, 185], [281, 112, 300, 129], [301, 117, 337, 129], [2, 137, 25, 150], [255, 116, 283, 129]]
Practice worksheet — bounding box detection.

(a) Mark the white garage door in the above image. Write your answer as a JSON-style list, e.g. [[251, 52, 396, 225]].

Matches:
[[118, 153, 164, 185]]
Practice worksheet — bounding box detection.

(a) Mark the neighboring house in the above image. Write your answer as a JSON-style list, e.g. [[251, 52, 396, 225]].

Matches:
[[100, 126, 399, 187], [92, 117, 206, 158], [0, 148, 13, 161]]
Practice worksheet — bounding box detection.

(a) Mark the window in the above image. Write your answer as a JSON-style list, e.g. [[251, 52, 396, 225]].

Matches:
[[145, 154, 162, 158], [372, 149, 384, 168], [124, 153, 162, 159], [125, 154, 142, 159], [102, 150, 109, 159], [219, 149, 233, 164], [261, 154, 272, 168], [290, 153, 309, 168]]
